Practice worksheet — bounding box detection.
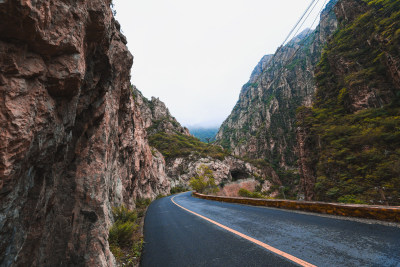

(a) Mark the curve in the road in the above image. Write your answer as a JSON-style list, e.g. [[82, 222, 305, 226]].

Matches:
[[142, 191, 400, 267], [171, 194, 316, 267]]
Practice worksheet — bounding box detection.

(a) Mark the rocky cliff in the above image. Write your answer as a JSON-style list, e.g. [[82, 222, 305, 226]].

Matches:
[[133, 87, 275, 191], [167, 155, 269, 188], [0, 1, 169, 266], [133, 86, 190, 136], [297, 0, 400, 204], [215, 1, 338, 172]]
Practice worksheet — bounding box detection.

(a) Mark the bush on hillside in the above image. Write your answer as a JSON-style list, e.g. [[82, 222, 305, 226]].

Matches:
[[170, 184, 187, 194], [108, 206, 138, 247], [238, 188, 264, 199], [189, 165, 219, 194], [108, 200, 152, 266]]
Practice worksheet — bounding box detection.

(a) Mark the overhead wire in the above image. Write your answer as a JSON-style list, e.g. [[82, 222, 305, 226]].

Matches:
[[255, 0, 398, 90], [270, 0, 330, 86], [249, 0, 324, 90], [281, 0, 319, 46]]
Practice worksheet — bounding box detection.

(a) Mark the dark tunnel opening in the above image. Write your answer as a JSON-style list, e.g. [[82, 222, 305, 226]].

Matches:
[[230, 170, 249, 181]]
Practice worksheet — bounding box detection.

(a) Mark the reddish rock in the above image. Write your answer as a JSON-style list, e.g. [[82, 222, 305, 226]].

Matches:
[[0, 0, 169, 266], [217, 178, 273, 198], [133, 86, 191, 136], [296, 107, 318, 201]]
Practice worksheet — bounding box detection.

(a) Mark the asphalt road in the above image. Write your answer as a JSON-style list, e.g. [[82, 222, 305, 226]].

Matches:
[[141, 192, 400, 267]]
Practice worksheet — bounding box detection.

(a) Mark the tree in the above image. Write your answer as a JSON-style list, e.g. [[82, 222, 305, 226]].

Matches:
[[189, 165, 219, 194]]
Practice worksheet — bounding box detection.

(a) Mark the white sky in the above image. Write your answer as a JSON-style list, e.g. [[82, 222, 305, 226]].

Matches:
[[113, 0, 329, 128]]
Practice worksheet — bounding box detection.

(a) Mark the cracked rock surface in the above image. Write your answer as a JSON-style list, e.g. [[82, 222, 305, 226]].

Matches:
[[0, 1, 169, 266]]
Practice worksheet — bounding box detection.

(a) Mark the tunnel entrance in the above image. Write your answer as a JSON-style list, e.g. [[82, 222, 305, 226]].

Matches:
[[230, 170, 249, 181]]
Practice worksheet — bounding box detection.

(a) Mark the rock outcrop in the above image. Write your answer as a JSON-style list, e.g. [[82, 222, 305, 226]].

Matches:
[[0, 1, 169, 266], [215, 0, 338, 170], [167, 154, 266, 187], [133, 86, 190, 136]]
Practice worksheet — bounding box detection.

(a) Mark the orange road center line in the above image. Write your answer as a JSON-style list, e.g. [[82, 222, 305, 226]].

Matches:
[[171, 195, 317, 267]]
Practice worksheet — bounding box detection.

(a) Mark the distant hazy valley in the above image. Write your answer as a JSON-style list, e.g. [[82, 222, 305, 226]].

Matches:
[[188, 128, 219, 142]]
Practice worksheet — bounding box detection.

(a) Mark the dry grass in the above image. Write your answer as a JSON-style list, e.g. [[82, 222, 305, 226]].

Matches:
[[217, 179, 259, 197]]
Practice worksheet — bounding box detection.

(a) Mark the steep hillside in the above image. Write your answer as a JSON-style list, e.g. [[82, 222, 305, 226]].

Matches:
[[215, 0, 338, 175], [297, 0, 400, 204], [132, 87, 227, 161], [133, 86, 190, 136], [0, 1, 169, 266]]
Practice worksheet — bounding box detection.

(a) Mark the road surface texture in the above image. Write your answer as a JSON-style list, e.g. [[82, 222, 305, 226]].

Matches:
[[141, 192, 400, 267]]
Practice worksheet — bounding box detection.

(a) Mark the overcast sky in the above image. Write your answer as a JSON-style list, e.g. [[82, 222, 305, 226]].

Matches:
[[113, 0, 329, 128]]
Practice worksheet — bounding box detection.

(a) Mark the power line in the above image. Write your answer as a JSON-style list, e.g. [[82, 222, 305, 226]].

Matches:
[[283, 0, 322, 47], [281, 0, 318, 46], [249, 0, 325, 90], [257, 0, 398, 90], [271, 0, 330, 85]]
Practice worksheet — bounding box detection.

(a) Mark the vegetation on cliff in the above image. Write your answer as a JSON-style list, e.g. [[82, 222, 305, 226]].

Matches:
[[299, 0, 400, 205], [238, 188, 264, 199], [214, 1, 339, 198], [189, 165, 219, 194], [133, 87, 229, 161], [109, 200, 152, 266], [149, 132, 228, 160]]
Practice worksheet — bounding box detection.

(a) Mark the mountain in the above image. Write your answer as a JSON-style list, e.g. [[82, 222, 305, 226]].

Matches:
[[133, 86, 191, 136], [216, 0, 400, 204], [132, 87, 276, 191], [297, 0, 400, 205], [0, 1, 169, 265], [189, 127, 219, 142], [215, 0, 339, 197]]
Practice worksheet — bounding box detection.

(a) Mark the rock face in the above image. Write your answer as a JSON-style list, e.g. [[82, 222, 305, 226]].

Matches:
[[167, 155, 266, 188], [295, 107, 318, 201], [297, 0, 400, 204], [0, 1, 169, 266], [133, 86, 190, 136], [215, 0, 338, 170]]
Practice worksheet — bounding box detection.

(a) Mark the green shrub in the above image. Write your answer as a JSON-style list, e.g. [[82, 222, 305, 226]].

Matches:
[[109, 202, 151, 266], [132, 238, 144, 258], [338, 195, 367, 204], [109, 205, 139, 247], [109, 221, 137, 246], [112, 205, 137, 224], [135, 198, 152, 209], [156, 194, 166, 199], [189, 165, 219, 194], [170, 184, 187, 194], [238, 188, 264, 199]]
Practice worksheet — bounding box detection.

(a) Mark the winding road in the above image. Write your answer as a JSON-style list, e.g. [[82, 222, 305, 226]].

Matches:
[[141, 192, 400, 267]]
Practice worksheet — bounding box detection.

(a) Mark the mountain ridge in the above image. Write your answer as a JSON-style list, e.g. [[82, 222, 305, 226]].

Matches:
[[216, 0, 338, 174], [216, 0, 400, 204]]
